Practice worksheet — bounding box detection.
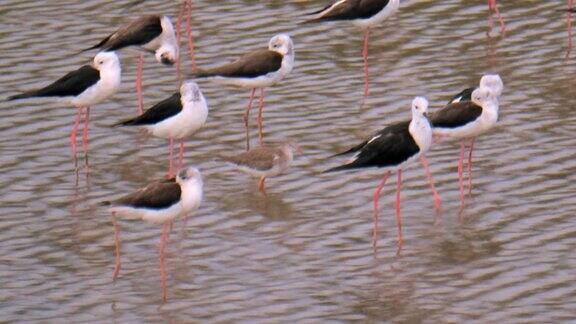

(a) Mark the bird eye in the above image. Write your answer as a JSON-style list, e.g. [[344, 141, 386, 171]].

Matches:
[[98, 61, 104, 65], [178, 169, 191, 180]]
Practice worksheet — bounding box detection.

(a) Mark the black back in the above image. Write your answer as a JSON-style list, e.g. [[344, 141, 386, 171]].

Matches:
[[448, 87, 474, 104], [8, 65, 99, 100], [107, 178, 182, 210], [430, 101, 483, 129], [194, 50, 283, 79], [115, 93, 182, 126], [84, 15, 162, 52], [327, 120, 419, 171], [311, 0, 391, 21]]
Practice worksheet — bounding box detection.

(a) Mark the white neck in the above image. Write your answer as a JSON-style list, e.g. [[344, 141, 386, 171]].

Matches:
[[409, 113, 432, 153], [179, 178, 203, 214], [481, 98, 499, 126]]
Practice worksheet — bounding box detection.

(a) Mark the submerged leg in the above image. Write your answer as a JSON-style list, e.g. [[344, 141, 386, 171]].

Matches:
[[112, 213, 121, 281], [567, 0, 574, 59], [244, 88, 256, 151], [136, 53, 144, 115], [467, 138, 475, 196], [372, 171, 391, 249], [159, 222, 171, 303], [70, 107, 82, 157], [168, 138, 175, 178], [82, 106, 91, 154], [257, 88, 266, 145], [420, 154, 442, 211], [458, 141, 465, 208], [185, 0, 197, 72], [176, 0, 186, 78], [395, 169, 403, 248], [178, 139, 185, 170]]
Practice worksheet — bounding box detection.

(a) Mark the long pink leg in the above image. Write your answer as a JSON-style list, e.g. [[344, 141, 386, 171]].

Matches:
[[257, 88, 265, 145], [82, 106, 90, 154], [178, 139, 185, 170], [244, 88, 256, 151], [159, 221, 170, 303], [70, 107, 82, 157], [176, 1, 186, 78], [488, 0, 506, 34], [136, 53, 144, 115], [458, 141, 465, 208], [168, 138, 175, 178], [395, 169, 403, 248], [372, 171, 391, 249], [362, 29, 370, 97], [185, 0, 197, 72], [420, 154, 442, 211], [467, 138, 475, 196], [112, 213, 121, 281]]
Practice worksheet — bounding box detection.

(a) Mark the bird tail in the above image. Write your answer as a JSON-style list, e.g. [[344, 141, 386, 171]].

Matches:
[[323, 163, 356, 173], [77, 35, 110, 54], [6, 92, 35, 101], [300, 4, 334, 24], [328, 139, 368, 158], [330, 145, 363, 158], [111, 117, 140, 127], [188, 68, 211, 79], [76, 43, 102, 55]]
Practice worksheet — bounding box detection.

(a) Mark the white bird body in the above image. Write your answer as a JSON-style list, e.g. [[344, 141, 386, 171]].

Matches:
[[71, 53, 121, 107]]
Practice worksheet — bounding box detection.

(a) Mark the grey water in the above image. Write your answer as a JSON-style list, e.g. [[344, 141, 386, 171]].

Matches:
[[1, 0, 576, 322]]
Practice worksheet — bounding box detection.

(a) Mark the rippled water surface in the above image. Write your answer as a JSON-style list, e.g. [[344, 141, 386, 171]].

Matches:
[[2, 0, 576, 322]]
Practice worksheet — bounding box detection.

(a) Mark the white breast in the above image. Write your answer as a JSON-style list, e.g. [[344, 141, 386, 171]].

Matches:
[[147, 95, 208, 139]]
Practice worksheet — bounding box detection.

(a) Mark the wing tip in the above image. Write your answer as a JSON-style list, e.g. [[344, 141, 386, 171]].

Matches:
[[6, 93, 31, 101], [323, 164, 352, 173]]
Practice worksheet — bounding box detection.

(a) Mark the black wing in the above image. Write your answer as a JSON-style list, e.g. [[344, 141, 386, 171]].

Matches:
[[332, 120, 410, 157], [307, 0, 391, 22], [107, 178, 182, 210], [431, 101, 483, 129], [447, 87, 474, 104], [114, 93, 182, 126], [193, 49, 283, 79], [7, 65, 99, 100], [327, 121, 419, 171], [83, 15, 162, 52]]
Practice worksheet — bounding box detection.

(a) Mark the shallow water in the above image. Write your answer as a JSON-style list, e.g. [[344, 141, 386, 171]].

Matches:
[[1, 0, 576, 322]]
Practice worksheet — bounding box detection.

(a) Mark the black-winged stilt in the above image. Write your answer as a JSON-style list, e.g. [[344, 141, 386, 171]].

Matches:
[[431, 76, 503, 207], [326, 97, 439, 250], [7, 52, 121, 157], [83, 14, 178, 114], [191, 34, 294, 150], [305, 0, 400, 97], [113, 81, 208, 178], [102, 166, 203, 303]]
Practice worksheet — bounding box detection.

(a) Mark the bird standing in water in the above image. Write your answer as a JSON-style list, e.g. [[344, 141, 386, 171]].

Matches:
[[326, 97, 438, 250], [103, 166, 203, 303]]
